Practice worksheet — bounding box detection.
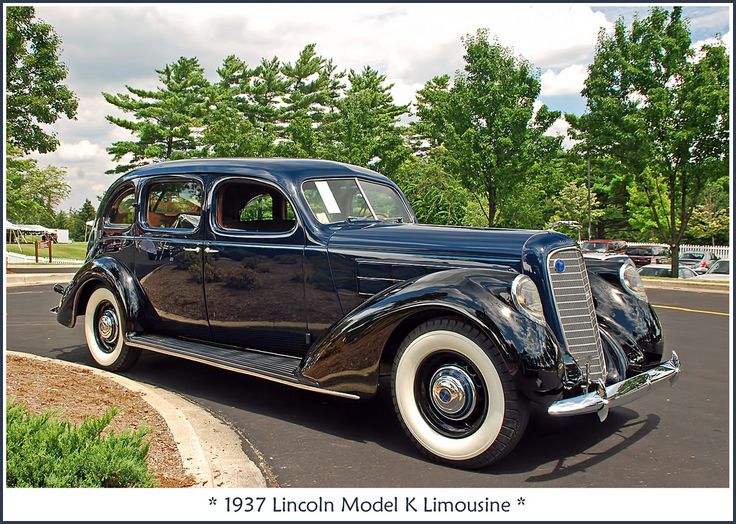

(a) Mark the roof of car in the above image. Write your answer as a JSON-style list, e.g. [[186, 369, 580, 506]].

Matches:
[[125, 158, 391, 185]]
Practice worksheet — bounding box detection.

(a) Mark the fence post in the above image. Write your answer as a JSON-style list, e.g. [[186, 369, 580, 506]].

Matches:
[[48, 241, 53, 264], [34, 241, 39, 263]]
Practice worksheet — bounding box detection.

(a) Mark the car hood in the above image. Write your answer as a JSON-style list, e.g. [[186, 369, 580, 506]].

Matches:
[[326, 222, 572, 268]]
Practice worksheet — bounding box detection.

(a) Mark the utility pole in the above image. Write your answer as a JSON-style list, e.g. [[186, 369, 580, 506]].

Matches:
[[586, 156, 592, 240]]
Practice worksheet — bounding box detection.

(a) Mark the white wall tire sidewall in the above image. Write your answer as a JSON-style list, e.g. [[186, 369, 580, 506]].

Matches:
[[395, 330, 505, 461], [84, 288, 124, 367]]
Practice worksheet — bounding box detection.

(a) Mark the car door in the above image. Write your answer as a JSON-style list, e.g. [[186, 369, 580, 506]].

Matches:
[[203, 176, 307, 356], [135, 175, 210, 340]]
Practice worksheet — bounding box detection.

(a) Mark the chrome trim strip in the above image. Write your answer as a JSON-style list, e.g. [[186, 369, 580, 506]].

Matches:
[[548, 351, 681, 420], [127, 339, 360, 400]]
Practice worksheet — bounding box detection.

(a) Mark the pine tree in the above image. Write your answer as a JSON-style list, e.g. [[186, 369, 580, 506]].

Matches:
[[103, 57, 210, 173]]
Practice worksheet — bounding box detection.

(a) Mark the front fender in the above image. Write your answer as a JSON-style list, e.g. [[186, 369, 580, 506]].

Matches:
[[56, 257, 145, 332], [298, 268, 565, 402]]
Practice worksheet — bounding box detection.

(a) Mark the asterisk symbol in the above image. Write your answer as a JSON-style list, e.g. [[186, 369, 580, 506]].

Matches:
[[517, 497, 525, 506], [209, 497, 217, 506]]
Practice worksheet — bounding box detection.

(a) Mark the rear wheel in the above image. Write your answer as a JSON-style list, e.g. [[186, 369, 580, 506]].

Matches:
[[84, 286, 140, 371], [391, 318, 528, 469]]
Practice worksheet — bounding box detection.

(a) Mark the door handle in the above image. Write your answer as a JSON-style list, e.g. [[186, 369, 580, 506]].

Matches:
[[204, 247, 219, 254], [183, 247, 201, 253]]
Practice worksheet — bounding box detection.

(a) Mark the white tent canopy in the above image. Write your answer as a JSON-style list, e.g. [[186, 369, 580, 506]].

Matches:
[[5, 220, 52, 233]]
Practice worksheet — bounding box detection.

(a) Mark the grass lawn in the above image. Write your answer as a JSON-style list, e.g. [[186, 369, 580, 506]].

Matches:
[[6, 242, 88, 260]]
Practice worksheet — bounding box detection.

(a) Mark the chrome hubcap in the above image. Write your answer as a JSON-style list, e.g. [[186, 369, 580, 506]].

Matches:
[[429, 365, 476, 420], [98, 309, 118, 343]]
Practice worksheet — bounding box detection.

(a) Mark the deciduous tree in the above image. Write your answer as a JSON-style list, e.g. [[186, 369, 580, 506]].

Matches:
[[6, 6, 78, 153]]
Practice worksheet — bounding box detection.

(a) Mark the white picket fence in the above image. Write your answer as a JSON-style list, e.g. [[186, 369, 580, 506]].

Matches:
[[626, 242, 731, 259], [5, 251, 84, 265]]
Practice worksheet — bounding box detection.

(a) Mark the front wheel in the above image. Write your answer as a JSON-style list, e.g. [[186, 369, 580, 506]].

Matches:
[[84, 286, 140, 371], [391, 318, 528, 469]]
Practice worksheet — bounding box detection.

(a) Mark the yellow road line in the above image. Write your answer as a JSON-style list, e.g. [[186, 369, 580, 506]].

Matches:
[[652, 304, 729, 317]]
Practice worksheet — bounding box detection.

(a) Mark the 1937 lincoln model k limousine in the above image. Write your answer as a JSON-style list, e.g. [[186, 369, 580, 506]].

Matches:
[[54, 158, 680, 469]]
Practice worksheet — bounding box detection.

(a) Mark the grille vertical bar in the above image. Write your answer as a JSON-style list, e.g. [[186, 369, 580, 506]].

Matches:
[[547, 248, 606, 383]]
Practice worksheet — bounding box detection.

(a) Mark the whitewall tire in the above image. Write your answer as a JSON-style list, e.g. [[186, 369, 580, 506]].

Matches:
[[391, 318, 528, 469], [84, 286, 140, 371]]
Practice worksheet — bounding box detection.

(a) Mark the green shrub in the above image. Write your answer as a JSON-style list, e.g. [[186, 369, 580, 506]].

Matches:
[[6, 400, 157, 488]]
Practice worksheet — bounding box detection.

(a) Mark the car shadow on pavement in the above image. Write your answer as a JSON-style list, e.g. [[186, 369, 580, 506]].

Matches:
[[45, 343, 660, 482]]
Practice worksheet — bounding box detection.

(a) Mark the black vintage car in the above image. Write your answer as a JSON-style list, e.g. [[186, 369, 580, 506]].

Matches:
[[53, 159, 680, 469]]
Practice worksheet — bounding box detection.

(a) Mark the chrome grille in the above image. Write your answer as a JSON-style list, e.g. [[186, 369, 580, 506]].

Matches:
[[547, 248, 606, 383]]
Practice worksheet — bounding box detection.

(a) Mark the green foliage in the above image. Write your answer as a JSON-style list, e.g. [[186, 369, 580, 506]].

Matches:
[[6, 143, 70, 225], [324, 66, 410, 177], [6, 400, 156, 488], [66, 199, 97, 241], [548, 181, 604, 232], [688, 181, 730, 245], [6, 6, 78, 153], [412, 29, 561, 226], [103, 57, 210, 173], [569, 7, 729, 272]]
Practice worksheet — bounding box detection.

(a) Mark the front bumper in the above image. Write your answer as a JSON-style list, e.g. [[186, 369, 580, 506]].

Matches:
[[548, 351, 680, 421]]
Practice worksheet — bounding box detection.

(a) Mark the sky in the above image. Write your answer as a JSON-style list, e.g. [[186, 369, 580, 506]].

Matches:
[[23, 3, 733, 210]]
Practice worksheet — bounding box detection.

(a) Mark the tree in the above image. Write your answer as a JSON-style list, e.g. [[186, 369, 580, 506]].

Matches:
[[68, 199, 97, 241], [547, 181, 604, 238], [277, 44, 344, 158], [688, 181, 729, 246], [103, 57, 210, 173], [413, 30, 560, 226], [325, 66, 410, 177], [568, 7, 729, 275], [6, 6, 78, 153], [6, 143, 70, 225]]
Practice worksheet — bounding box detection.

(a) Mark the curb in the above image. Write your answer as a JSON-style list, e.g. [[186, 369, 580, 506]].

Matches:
[[643, 278, 730, 294], [6, 351, 267, 488], [5, 274, 71, 288]]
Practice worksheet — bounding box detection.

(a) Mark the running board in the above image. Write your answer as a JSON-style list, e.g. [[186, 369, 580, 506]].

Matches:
[[126, 334, 359, 400]]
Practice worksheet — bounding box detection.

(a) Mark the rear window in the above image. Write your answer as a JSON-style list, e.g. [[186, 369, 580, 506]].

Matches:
[[681, 252, 705, 260], [627, 247, 654, 256], [639, 267, 672, 277]]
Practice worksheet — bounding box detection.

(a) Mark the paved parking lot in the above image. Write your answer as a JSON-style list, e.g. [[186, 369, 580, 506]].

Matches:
[[5, 285, 730, 487]]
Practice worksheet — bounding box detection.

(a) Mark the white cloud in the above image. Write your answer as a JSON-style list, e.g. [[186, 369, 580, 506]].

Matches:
[[544, 117, 577, 149], [540, 64, 588, 97], [55, 140, 107, 162], [693, 30, 732, 56]]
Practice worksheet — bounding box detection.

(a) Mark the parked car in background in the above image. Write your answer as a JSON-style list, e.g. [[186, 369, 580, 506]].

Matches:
[[626, 245, 671, 267], [583, 252, 631, 263], [680, 251, 719, 274], [694, 259, 730, 281], [580, 239, 627, 254], [51, 158, 680, 470], [639, 264, 698, 279]]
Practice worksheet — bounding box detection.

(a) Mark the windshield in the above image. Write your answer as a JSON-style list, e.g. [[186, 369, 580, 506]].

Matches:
[[581, 242, 608, 253], [302, 178, 412, 224], [710, 260, 730, 274]]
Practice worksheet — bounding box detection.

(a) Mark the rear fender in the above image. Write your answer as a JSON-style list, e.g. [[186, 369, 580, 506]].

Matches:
[[56, 258, 145, 332], [298, 268, 565, 401]]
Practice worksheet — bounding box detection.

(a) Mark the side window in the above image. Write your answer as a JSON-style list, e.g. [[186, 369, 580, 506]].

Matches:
[[216, 180, 296, 233], [105, 186, 136, 226], [145, 180, 203, 230]]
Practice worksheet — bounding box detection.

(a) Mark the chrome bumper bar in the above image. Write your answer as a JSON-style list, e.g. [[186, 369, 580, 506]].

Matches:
[[548, 351, 681, 421]]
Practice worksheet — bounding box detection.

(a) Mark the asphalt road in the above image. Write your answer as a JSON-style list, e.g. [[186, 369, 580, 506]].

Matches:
[[5, 286, 730, 487]]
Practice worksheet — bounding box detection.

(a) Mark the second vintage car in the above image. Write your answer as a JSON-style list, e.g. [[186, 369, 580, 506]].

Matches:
[[53, 158, 680, 469]]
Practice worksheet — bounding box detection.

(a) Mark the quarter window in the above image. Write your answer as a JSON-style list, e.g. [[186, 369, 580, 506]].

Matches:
[[146, 180, 203, 229], [105, 186, 136, 226], [216, 180, 296, 233]]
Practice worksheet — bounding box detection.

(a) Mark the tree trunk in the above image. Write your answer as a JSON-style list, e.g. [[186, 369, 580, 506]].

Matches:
[[487, 188, 496, 228]]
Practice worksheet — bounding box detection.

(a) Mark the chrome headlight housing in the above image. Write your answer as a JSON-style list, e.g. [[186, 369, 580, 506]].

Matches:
[[620, 261, 648, 301], [511, 275, 546, 325]]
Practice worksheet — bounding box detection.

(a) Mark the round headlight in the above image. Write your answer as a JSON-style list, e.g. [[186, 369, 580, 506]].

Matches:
[[511, 275, 546, 325], [620, 262, 648, 301]]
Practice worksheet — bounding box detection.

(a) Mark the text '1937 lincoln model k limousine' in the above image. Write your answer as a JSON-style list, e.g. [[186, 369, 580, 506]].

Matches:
[[53, 158, 680, 469]]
